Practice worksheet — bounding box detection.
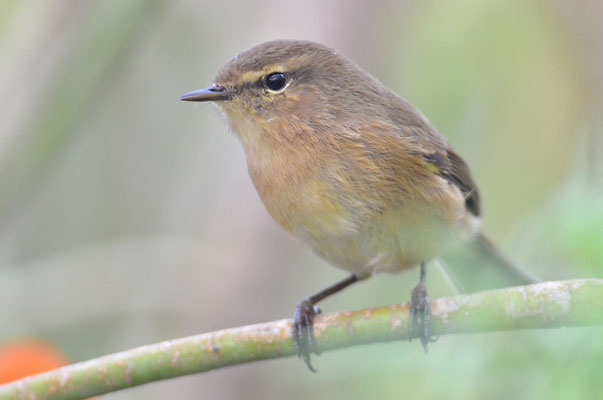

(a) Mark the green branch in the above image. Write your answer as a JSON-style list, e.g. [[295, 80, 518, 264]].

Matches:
[[2, 279, 602, 400]]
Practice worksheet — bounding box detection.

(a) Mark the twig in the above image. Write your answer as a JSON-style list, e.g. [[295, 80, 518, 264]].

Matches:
[[1, 279, 602, 400]]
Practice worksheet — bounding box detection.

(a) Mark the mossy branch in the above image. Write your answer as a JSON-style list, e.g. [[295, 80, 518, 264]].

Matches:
[[1, 279, 602, 400]]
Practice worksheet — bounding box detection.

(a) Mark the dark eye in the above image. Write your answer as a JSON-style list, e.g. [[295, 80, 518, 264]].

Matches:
[[265, 72, 287, 91]]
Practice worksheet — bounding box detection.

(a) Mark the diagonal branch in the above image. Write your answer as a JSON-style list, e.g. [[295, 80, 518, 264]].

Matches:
[[1, 279, 602, 400]]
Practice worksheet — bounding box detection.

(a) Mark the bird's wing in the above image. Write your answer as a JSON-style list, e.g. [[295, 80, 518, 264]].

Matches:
[[422, 148, 481, 217], [383, 96, 481, 217]]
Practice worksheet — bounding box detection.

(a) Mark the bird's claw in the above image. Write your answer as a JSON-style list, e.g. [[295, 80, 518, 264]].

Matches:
[[409, 282, 437, 352], [292, 297, 319, 372]]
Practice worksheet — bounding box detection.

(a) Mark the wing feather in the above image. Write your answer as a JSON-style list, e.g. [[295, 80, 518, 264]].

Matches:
[[423, 149, 481, 216]]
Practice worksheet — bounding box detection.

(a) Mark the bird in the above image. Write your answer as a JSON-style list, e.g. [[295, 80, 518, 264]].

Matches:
[[181, 39, 536, 371]]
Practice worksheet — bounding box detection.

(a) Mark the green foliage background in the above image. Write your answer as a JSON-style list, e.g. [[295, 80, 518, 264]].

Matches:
[[1, 1, 601, 399]]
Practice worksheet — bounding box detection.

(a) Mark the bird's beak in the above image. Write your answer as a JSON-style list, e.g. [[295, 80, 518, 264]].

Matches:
[[180, 86, 232, 102]]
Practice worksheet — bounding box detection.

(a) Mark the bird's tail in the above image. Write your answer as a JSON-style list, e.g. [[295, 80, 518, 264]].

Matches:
[[439, 232, 538, 293]]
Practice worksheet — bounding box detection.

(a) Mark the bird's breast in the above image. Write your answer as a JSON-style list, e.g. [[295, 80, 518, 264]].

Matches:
[[229, 113, 472, 275], [248, 151, 365, 238]]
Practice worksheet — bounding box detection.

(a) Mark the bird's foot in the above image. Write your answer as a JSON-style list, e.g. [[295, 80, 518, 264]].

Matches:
[[409, 281, 437, 352], [292, 297, 321, 372]]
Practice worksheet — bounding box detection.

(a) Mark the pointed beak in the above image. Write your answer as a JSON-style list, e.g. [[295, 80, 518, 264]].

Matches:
[[180, 86, 232, 102]]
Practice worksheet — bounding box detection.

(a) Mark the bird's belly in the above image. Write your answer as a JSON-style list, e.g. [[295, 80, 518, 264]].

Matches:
[[249, 158, 471, 277], [261, 181, 463, 277], [291, 206, 455, 277]]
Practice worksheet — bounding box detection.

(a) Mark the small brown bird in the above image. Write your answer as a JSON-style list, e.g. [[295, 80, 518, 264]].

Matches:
[[181, 40, 535, 371]]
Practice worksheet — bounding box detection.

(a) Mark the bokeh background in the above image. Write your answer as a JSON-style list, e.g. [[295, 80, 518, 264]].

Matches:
[[1, 0, 602, 398]]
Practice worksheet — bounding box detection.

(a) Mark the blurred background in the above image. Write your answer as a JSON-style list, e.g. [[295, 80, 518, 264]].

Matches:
[[1, 0, 602, 398]]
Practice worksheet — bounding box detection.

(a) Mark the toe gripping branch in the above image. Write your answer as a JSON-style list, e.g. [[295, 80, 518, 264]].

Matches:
[[292, 274, 358, 372], [293, 263, 436, 371], [409, 262, 438, 351]]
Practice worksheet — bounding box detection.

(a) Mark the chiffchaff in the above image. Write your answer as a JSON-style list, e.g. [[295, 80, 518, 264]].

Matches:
[[181, 40, 535, 371]]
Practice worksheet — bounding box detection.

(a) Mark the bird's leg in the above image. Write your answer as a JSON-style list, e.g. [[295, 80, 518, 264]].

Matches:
[[409, 262, 437, 352], [293, 274, 358, 372]]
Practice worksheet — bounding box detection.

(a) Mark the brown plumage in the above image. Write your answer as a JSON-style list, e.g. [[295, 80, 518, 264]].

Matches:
[[181, 40, 535, 371], [214, 40, 478, 275]]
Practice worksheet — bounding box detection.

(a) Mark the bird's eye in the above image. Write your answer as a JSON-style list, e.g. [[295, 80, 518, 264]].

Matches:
[[265, 72, 287, 91]]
